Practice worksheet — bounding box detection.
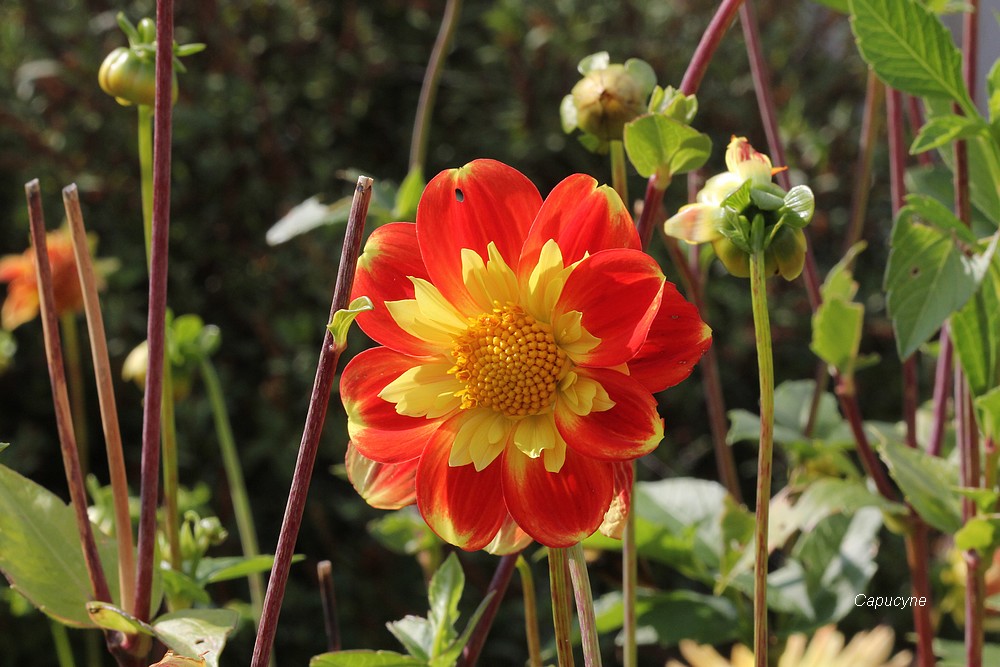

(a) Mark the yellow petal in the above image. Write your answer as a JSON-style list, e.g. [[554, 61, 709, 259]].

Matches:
[[558, 371, 614, 416], [450, 409, 511, 471], [461, 241, 519, 312], [663, 204, 725, 244], [386, 277, 467, 348], [378, 361, 462, 418], [551, 310, 600, 360]]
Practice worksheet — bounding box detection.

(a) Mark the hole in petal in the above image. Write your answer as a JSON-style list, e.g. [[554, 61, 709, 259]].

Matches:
[[455, 188, 464, 202]]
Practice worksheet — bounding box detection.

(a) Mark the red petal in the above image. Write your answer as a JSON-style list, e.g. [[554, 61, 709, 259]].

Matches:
[[340, 347, 440, 463], [554, 249, 663, 367], [628, 282, 713, 393], [555, 367, 663, 461], [520, 174, 639, 280], [484, 513, 533, 555], [417, 160, 541, 314], [416, 416, 507, 550], [502, 447, 614, 548], [351, 222, 436, 356], [345, 442, 417, 510]]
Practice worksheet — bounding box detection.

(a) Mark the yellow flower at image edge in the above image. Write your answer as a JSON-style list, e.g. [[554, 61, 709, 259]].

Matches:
[[0, 228, 89, 330], [341, 159, 712, 552], [667, 625, 911, 667]]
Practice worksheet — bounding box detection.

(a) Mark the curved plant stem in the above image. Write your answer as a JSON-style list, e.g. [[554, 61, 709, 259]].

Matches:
[[679, 0, 744, 96], [60, 312, 89, 477], [199, 356, 265, 624], [137, 105, 153, 261], [609, 140, 628, 203], [251, 177, 372, 667], [458, 552, 520, 667], [409, 0, 462, 171], [134, 0, 175, 623], [844, 72, 884, 252], [567, 543, 602, 667], [748, 248, 773, 667], [63, 185, 136, 614], [516, 556, 543, 667], [548, 547, 576, 667]]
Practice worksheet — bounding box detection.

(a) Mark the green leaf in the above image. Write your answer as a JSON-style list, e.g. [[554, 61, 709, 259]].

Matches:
[[727, 380, 855, 450], [782, 185, 815, 223], [911, 114, 986, 153], [328, 296, 374, 350], [431, 591, 495, 667], [955, 517, 999, 551], [151, 609, 239, 667], [951, 247, 1000, 397], [977, 386, 1000, 443], [386, 616, 433, 662], [194, 554, 297, 585], [592, 589, 743, 647], [0, 464, 120, 627], [426, 553, 462, 656], [391, 166, 425, 222], [812, 298, 864, 376], [935, 640, 1000, 667], [906, 165, 998, 231], [311, 651, 426, 667], [877, 439, 962, 532], [849, 0, 970, 106], [885, 201, 991, 358], [0, 442, 8, 455], [623, 58, 657, 97], [87, 601, 155, 635], [900, 193, 978, 242], [811, 0, 849, 12], [623, 115, 711, 181], [989, 58, 1000, 125], [368, 508, 440, 556]]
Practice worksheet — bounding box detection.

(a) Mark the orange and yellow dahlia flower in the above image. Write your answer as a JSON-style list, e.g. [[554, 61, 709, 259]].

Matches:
[[341, 159, 711, 551], [0, 228, 86, 330]]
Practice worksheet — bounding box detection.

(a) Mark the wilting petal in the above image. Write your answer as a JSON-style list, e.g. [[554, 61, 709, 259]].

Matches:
[[484, 513, 533, 555], [519, 174, 638, 282], [502, 446, 614, 548], [345, 442, 417, 510], [598, 462, 633, 539], [663, 203, 726, 244], [340, 347, 442, 463], [553, 249, 663, 367], [417, 159, 541, 314], [352, 223, 436, 356], [555, 367, 662, 461], [416, 416, 507, 551], [627, 282, 712, 393]]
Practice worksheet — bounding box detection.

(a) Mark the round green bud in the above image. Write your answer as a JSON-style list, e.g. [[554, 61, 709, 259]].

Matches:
[[769, 226, 807, 281], [98, 46, 178, 107], [571, 64, 647, 142]]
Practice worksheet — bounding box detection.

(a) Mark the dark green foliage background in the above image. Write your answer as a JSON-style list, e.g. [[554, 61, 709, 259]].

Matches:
[[0, 0, 917, 664]]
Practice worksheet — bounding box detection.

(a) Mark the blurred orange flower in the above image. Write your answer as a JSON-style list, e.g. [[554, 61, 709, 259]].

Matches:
[[0, 228, 87, 330]]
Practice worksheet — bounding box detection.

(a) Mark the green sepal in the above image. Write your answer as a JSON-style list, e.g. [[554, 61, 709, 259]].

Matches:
[[750, 188, 785, 212], [87, 601, 156, 636], [328, 296, 374, 350], [782, 185, 815, 223], [577, 51, 610, 75]]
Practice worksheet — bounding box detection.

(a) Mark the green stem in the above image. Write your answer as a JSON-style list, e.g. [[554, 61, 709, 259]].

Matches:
[[515, 556, 543, 667], [567, 543, 602, 667], [51, 621, 76, 667], [548, 547, 575, 667], [622, 466, 637, 667], [748, 249, 774, 667], [137, 105, 153, 264], [609, 140, 628, 204], [199, 357, 265, 625], [60, 313, 89, 478]]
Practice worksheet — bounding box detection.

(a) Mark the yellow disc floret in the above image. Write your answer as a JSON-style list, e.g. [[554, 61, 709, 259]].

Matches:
[[450, 304, 570, 417]]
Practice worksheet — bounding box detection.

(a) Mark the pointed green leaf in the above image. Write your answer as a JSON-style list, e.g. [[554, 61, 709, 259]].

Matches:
[[87, 601, 155, 635], [431, 591, 495, 667], [194, 554, 303, 585], [884, 202, 991, 358], [386, 616, 433, 661], [811, 0, 849, 12], [812, 299, 864, 376], [310, 651, 426, 667], [391, 166, 425, 222], [977, 387, 1000, 444], [849, 0, 970, 107], [911, 114, 986, 153], [988, 58, 1000, 125], [951, 246, 1000, 397], [328, 296, 374, 350], [0, 464, 120, 627], [427, 553, 462, 656], [152, 609, 239, 667], [623, 115, 711, 181], [0, 442, 8, 455], [877, 440, 962, 533], [906, 165, 998, 229]]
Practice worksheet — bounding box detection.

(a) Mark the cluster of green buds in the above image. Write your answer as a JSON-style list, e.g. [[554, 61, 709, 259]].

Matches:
[[663, 136, 814, 280], [560, 52, 656, 151], [98, 13, 204, 107], [159, 511, 228, 573]]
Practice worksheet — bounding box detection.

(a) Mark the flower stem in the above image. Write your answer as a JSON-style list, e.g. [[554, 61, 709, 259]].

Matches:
[[133, 0, 175, 623], [317, 560, 340, 652], [51, 620, 76, 667], [567, 543, 602, 667], [516, 556, 543, 667], [844, 71, 884, 252], [198, 356, 265, 625], [748, 248, 773, 667], [458, 552, 520, 667], [137, 105, 153, 262], [679, 0, 744, 96], [409, 0, 463, 172], [251, 177, 373, 667], [548, 547, 576, 667], [609, 140, 628, 204], [622, 479, 638, 667]]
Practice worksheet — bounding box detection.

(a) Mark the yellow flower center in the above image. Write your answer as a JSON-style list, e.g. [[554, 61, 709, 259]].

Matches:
[[449, 304, 569, 417]]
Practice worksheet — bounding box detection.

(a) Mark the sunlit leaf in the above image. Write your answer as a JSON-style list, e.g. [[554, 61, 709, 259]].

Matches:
[[328, 296, 374, 350], [86, 601, 154, 635], [310, 651, 426, 667], [623, 115, 711, 181], [151, 609, 239, 667], [911, 114, 986, 154], [951, 247, 1000, 397], [876, 440, 962, 533]]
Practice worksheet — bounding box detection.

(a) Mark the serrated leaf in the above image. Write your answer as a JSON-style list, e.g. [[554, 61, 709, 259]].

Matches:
[[391, 167, 424, 222], [328, 296, 374, 350], [911, 114, 986, 153], [849, 0, 970, 106], [86, 601, 155, 635], [884, 204, 990, 358], [151, 609, 239, 667], [900, 193, 978, 242], [951, 247, 1000, 397], [310, 651, 426, 667], [877, 440, 962, 532], [906, 165, 998, 230], [0, 464, 121, 627], [623, 115, 711, 180]]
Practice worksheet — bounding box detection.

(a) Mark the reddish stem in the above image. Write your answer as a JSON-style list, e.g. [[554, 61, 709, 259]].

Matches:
[[251, 177, 373, 666], [928, 326, 953, 457], [844, 72, 884, 252], [457, 553, 520, 667], [133, 0, 175, 624], [679, 0, 744, 96]]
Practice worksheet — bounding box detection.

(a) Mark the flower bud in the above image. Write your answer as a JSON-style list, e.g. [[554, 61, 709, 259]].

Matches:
[[98, 46, 178, 107], [570, 64, 648, 142], [768, 225, 807, 281]]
